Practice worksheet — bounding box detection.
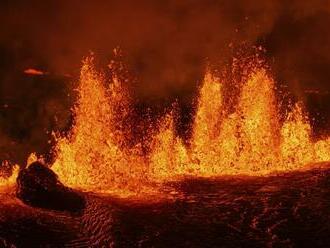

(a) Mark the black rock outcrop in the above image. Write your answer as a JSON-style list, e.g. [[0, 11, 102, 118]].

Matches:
[[16, 161, 85, 212]]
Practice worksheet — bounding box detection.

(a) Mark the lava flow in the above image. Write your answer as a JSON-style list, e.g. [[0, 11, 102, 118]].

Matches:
[[45, 55, 330, 195]]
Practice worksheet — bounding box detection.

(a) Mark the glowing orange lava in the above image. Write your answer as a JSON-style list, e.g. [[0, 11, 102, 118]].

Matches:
[[0, 162, 19, 192], [52, 57, 149, 195], [47, 56, 330, 194]]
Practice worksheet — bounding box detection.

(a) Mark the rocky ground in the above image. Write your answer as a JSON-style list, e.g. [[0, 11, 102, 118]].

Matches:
[[0, 164, 329, 247]]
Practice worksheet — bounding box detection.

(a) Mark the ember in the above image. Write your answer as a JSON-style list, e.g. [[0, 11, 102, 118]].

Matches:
[[23, 68, 46, 76]]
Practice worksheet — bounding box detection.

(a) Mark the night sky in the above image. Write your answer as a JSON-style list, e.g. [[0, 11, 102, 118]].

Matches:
[[1, 0, 330, 165]]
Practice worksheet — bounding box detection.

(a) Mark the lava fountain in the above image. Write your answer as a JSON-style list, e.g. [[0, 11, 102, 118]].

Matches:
[[52, 57, 148, 195], [43, 56, 330, 195]]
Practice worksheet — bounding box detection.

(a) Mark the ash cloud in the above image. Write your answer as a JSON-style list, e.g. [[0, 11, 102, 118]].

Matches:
[[0, 0, 330, 164]]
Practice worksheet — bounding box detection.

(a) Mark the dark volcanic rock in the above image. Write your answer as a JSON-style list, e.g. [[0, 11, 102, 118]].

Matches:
[[16, 161, 85, 212]]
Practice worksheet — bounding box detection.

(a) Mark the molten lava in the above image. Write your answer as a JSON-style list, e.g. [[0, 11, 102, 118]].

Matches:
[[49, 56, 330, 195], [52, 57, 149, 195], [2, 55, 330, 195], [0, 162, 19, 191]]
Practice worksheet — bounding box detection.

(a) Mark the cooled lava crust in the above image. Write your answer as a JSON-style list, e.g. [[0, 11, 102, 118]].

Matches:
[[0, 164, 329, 247]]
